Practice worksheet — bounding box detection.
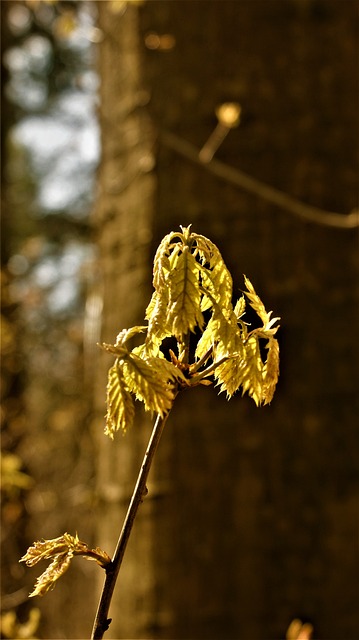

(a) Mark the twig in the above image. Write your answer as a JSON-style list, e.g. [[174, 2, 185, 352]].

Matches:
[[190, 344, 214, 373], [190, 354, 233, 385], [91, 411, 172, 639], [161, 130, 359, 229]]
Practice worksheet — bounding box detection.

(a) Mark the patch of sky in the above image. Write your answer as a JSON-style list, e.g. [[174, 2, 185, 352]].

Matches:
[[47, 278, 80, 316], [5, 1, 100, 323], [24, 240, 95, 320], [6, 0, 100, 219], [12, 91, 100, 216]]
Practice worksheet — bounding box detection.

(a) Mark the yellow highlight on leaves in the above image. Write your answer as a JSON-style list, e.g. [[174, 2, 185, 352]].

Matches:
[[103, 225, 280, 436], [20, 533, 111, 597]]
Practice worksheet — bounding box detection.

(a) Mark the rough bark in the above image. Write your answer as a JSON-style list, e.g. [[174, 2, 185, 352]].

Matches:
[[93, 2, 358, 639]]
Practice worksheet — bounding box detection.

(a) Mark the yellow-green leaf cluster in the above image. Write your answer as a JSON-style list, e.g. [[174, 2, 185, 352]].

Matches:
[[1, 452, 33, 495], [20, 533, 111, 597], [106, 363, 135, 437], [145, 225, 233, 351], [103, 326, 188, 437], [102, 225, 280, 436], [208, 278, 280, 405]]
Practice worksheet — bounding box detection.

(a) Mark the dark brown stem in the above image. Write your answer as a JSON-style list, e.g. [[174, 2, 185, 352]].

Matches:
[[91, 411, 172, 639]]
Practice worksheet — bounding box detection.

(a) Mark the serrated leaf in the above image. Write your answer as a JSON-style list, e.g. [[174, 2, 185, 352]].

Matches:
[[195, 233, 233, 311], [200, 260, 233, 311], [195, 303, 241, 362], [213, 352, 246, 397], [262, 336, 280, 404], [101, 342, 128, 358], [195, 316, 216, 361], [234, 295, 246, 318], [145, 290, 172, 354], [29, 552, 72, 597], [166, 247, 203, 338], [152, 231, 177, 289], [103, 227, 280, 430], [145, 290, 158, 321], [243, 276, 270, 325], [243, 335, 264, 405], [105, 363, 135, 436], [20, 533, 111, 597], [122, 354, 176, 416], [213, 334, 263, 403], [194, 233, 225, 270], [115, 325, 147, 347], [20, 534, 78, 567]]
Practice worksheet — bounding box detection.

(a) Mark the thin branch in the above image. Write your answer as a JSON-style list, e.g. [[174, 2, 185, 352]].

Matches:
[[190, 344, 214, 374], [190, 354, 233, 385], [161, 130, 359, 229], [91, 411, 173, 640]]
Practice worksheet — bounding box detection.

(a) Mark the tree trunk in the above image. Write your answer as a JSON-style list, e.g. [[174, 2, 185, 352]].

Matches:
[[92, 3, 158, 639], [93, 2, 358, 639]]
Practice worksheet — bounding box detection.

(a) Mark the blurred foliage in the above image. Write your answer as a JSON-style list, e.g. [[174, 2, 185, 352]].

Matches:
[[0, 607, 40, 640], [1, 1, 99, 636], [1, 452, 33, 496], [286, 618, 314, 640]]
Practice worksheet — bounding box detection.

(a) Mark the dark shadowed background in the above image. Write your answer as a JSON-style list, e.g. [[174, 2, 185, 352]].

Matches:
[[1, 2, 358, 639]]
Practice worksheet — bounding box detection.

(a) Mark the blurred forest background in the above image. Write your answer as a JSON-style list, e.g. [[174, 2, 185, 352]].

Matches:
[[1, 1, 358, 640]]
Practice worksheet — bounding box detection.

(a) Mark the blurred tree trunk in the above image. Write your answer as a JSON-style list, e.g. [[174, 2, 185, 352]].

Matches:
[[93, 2, 358, 639], [1, 4, 98, 637], [92, 3, 158, 639]]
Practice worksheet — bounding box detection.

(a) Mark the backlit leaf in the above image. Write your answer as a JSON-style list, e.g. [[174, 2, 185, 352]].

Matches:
[[104, 227, 280, 433], [243, 335, 264, 405], [262, 336, 280, 404], [122, 354, 176, 416], [234, 295, 246, 319], [20, 533, 111, 597], [145, 290, 172, 354], [115, 325, 147, 347], [166, 247, 203, 338], [243, 275, 280, 331], [106, 363, 135, 436]]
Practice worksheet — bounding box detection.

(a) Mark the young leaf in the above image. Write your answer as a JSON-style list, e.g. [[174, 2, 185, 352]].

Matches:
[[242, 335, 264, 405], [243, 275, 269, 324], [122, 354, 177, 416], [211, 320, 246, 397], [262, 336, 280, 404], [145, 290, 172, 354], [20, 534, 76, 568], [166, 247, 204, 338], [145, 356, 188, 388], [20, 533, 111, 597], [115, 326, 147, 348], [212, 353, 242, 397], [195, 302, 241, 362], [152, 230, 178, 290], [104, 227, 280, 437], [243, 275, 280, 330], [29, 554, 73, 597], [106, 363, 135, 436], [234, 295, 246, 319], [195, 233, 234, 310]]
